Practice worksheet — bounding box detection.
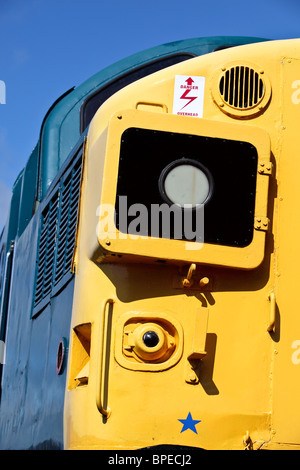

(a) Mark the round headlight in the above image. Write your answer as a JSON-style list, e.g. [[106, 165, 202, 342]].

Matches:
[[159, 159, 212, 207]]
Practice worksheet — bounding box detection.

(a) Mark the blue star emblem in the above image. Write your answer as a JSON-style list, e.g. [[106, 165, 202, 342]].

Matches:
[[178, 412, 201, 434]]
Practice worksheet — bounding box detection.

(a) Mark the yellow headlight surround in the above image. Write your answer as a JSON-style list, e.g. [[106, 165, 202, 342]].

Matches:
[[96, 108, 271, 270]]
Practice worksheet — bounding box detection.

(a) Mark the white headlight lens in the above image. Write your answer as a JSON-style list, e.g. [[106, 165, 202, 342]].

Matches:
[[163, 163, 210, 207]]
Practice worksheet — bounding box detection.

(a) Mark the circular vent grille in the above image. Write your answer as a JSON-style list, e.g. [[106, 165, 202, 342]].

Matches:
[[211, 62, 271, 118], [219, 66, 264, 109]]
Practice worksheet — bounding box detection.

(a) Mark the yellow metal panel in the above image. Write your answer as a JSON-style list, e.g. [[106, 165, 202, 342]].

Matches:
[[271, 57, 300, 445], [64, 39, 300, 450]]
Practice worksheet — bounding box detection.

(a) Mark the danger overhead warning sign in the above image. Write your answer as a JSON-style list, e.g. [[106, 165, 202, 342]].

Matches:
[[172, 75, 205, 118]]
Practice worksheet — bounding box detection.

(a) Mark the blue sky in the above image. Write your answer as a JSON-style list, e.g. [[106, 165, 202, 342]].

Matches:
[[0, 0, 299, 230]]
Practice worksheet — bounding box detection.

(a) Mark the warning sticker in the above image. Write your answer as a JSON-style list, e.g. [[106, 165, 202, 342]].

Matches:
[[172, 75, 205, 118]]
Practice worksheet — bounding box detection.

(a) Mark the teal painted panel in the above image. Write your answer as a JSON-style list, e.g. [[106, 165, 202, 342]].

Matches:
[[6, 170, 23, 249], [17, 144, 39, 237]]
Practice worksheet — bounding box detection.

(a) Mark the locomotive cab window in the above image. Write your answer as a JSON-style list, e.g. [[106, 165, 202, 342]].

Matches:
[[80, 54, 195, 133], [98, 110, 271, 270]]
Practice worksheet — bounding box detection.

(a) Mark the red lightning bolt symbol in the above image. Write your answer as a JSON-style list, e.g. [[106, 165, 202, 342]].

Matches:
[[180, 88, 197, 109]]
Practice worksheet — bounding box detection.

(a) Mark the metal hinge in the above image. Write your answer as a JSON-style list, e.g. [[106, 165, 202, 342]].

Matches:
[[254, 216, 270, 231], [258, 161, 273, 175]]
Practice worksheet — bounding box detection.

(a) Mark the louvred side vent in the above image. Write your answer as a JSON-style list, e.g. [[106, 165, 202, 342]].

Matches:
[[33, 151, 82, 315]]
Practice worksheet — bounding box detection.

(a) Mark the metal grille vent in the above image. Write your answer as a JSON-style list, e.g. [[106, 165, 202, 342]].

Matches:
[[33, 153, 82, 311], [54, 160, 81, 286], [34, 192, 59, 306], [219, 66, 264, 109]]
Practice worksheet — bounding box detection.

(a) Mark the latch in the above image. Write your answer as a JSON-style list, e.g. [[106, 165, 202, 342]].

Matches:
[[182, 263, 196, 288], [177, 263, 211, 291]]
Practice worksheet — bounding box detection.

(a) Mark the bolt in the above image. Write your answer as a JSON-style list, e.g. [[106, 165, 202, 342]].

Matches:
[[199, 277, 210, 287]]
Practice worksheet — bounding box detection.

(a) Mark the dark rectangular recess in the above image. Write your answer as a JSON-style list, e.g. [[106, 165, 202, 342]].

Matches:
[[115, 128, 258, 248]]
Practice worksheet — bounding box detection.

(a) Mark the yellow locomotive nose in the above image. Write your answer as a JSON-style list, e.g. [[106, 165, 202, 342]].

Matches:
[[63, 38, 300, 451]]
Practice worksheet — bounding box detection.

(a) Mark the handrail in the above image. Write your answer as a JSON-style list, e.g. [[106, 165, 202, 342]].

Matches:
[[96, 297, 115, 418]]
